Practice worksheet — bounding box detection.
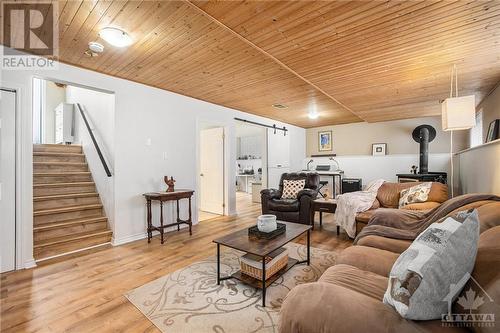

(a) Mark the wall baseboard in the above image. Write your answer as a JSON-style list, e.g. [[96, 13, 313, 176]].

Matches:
[[111, 224, 190, 246], [24, 258, 37, 269]]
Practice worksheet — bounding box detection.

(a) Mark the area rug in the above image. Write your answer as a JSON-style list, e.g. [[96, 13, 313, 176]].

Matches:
[[125, 242, 338, 333]]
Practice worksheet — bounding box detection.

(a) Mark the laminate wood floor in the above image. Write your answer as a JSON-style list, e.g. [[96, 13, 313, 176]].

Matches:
[[1, 194, 351, 333]]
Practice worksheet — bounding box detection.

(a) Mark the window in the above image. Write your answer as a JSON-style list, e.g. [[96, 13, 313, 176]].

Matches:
[[469, 108, 483, 148]]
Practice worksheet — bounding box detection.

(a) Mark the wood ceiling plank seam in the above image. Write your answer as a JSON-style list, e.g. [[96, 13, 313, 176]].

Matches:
[[60, 0, 116, 61], [183, 0, 363, 121], [312, 43, 500, 87], [279, 1, 492, 64], [67, 0, 132, 64], [105, 3, 209, 75], [211, 1, 333, 42], [58, 0, 84, 38], [343, 80, 500, 110], [264, 1, 431, 44], [327, 60, 500, 96], [155, 48, 283, 87], [59, 0, 98, 42], [234, 1, 381, 47], [317, 49, 500, 93], [281, 3, 499, 69], [306, 26, 500, 82], [58, 0, 69, 20], [250, 1, 398, 53], [100, 0, 186, 73], [116, 15, 227, 78], [294, 14, 500, 79]]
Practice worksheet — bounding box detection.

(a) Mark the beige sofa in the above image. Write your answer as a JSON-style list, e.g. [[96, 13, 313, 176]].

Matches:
[[280, 199, 500, 333], [354, 182, 449, 235]]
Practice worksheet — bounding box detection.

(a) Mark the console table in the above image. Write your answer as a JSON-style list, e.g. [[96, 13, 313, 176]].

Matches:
[[143, 190, 194, 244]]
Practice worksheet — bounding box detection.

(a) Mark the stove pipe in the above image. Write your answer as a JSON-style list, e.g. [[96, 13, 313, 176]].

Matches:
[[412, 125, 436, 175]]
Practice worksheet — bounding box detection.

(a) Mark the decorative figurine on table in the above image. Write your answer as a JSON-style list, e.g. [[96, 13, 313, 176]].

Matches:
[[323, 188, 331, 200], [411, 165, 418, 175], [164, 176, 176, 192]]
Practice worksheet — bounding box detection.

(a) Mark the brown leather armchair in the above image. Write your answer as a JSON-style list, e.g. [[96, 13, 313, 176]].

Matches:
[[260, 172, 320, 225]]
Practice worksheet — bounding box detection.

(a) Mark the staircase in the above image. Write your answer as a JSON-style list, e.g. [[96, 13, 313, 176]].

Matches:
[[33, 144, 112, 261]]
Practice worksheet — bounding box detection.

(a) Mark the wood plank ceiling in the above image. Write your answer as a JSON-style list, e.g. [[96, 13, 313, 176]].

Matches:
[[25, 1, 500, 127]]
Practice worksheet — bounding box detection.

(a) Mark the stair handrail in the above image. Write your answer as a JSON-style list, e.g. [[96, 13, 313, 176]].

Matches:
[[75, 103, 112, 177]]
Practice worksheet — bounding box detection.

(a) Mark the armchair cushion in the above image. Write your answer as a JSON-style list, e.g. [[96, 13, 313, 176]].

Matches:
[[260, 188, 281, 200], [268, 199, 299, 212], [297, 188, 317, 199]]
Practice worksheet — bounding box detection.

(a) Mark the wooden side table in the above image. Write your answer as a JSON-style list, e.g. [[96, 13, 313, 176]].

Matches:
[[310, 198, 339, 234], [143, 190, 194, 244]]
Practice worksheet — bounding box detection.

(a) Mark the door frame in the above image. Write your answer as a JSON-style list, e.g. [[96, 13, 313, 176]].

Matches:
[[195, 119, 231, 220], [2, 82, 35, 270]]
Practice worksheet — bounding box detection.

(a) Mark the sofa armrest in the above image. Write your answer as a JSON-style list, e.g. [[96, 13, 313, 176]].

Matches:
[[401, 201, 441, 211], [260, 188, 281, 200], [297, 188, 318, 200], [280, 282, 437, 333]]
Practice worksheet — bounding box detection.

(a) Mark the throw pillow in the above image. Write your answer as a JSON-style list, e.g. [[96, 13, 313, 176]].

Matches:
[[282, 179, 306, 199], [399, 182, 432, 208], [383, 209, 480, 320]]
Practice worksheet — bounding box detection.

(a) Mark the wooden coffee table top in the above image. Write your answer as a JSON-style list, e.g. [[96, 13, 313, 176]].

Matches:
[[213, 221, 311, 257]]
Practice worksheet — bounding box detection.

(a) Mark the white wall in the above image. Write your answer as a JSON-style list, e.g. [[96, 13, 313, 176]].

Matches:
[[306, 116, 468, 156], [66, 85, 115, 229], [2, 52, 306, 266], [457, 141, 500, 195], [43, 81, 65, 144]]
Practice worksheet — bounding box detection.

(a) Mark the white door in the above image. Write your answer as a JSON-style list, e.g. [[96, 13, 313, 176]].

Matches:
[[200, 127, 224, 215], [1, 89, 16, 273], [267, 128, 290, 167]]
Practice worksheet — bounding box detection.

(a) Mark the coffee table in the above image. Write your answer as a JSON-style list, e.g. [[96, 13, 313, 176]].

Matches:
[[213, 221, 311, 307]]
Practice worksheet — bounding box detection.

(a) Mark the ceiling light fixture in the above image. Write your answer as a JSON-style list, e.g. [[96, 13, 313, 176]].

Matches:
[[99, 27, 132, 47], [308, 104, 319, 119]]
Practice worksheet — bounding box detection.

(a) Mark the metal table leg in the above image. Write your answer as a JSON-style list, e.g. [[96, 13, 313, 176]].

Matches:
[[217, 243, 220, 285], [262, 256, 266, 307], [307, 229, 311, 265]]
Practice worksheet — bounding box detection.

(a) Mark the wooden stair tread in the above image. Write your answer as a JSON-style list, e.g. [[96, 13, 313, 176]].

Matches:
[[34, 216, 108, 231], [33, 182, 95, 188], [34, 172, 91, 176], [33, 152, 84, 156], [34, 192, 99, 201], [33, 162, 88, 166], [34, 229, 112, 248], [34, 204, 103, 216]]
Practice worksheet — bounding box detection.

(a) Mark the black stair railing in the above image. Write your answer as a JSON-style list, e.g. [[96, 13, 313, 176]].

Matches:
[[75, 103, 112, 177]]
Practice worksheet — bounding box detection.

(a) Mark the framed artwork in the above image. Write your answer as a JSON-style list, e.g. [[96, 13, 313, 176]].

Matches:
[[372, 143, 387, 156], [486, 119, 499, 142], [318, 131, 332, 151]]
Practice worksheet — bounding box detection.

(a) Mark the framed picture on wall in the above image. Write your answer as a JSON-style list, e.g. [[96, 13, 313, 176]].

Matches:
[[372, 143, 387, 156], [486, 119, 499, 142], [318, 131, 332, 151]]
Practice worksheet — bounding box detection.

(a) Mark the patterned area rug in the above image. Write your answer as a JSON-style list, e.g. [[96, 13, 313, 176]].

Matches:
[[125, 242, 338, 333]]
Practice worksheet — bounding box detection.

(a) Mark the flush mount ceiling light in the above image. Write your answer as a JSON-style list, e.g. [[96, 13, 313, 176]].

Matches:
[[88, 41, 104, 53], [99, 27, 132, 47], [308, 104, 319, 119]]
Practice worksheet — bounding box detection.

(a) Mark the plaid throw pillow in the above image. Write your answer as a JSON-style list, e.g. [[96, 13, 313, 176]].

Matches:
[[282, 179, 306, 199]]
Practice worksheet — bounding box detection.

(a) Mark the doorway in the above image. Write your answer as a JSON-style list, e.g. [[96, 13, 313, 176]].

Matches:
[[199, 126, 225, 221], [1, 88, 17, 273], [235, 122, 267, 214]]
